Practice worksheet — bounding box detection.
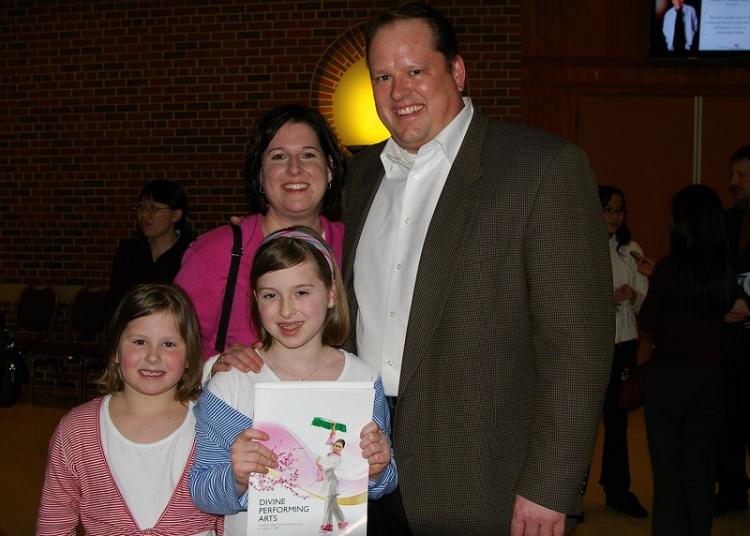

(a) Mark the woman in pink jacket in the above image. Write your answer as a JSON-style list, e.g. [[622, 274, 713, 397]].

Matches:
[[175, 105, 345, 361]]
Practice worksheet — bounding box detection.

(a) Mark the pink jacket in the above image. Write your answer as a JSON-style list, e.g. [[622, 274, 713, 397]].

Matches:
[[175, 214, 345, 358], [37, 397, 221, 536]]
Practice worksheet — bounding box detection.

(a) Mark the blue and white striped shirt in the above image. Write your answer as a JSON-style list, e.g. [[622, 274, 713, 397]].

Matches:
[[189, 350, 397, 534]]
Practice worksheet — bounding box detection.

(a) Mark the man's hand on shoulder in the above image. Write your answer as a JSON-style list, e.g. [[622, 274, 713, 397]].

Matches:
[[510, 494, 565, 536]]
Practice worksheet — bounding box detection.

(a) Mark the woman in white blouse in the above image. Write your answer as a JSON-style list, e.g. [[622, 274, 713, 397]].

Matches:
[[597, 185, 653, 518]]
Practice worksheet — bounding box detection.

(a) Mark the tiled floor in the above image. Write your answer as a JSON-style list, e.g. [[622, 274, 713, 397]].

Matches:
[[1, 398, 748, 535]]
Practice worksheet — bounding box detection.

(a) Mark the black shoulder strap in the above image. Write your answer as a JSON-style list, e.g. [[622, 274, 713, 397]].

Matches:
[[214, 223, 243, 353]]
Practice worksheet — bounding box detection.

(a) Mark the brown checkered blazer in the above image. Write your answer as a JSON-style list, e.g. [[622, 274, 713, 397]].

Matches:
[[342, 110, 614, 535]]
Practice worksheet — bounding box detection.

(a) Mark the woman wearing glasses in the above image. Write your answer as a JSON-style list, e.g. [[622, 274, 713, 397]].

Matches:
[[107, 179, 192, 314], [596, 185, 654, 518]]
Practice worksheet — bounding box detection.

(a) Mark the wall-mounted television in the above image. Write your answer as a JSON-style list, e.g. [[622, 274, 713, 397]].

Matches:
[[649, 0, 750, 58]]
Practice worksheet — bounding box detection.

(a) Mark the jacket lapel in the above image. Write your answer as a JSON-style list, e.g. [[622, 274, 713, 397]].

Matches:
[[397, 112, 488, 397], [343, 143, 387, 342]]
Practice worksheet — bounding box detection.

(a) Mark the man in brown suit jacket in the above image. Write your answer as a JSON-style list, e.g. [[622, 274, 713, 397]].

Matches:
[[342, 3, 613, 535]]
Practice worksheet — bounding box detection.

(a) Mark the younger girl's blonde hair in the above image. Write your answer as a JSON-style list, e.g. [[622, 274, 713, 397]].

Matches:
[[98, 283, 203, 403]]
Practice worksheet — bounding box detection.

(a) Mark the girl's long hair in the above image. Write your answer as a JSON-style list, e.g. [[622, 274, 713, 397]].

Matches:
[[250, 226, 348, 349], [668, 184, 735, 315]]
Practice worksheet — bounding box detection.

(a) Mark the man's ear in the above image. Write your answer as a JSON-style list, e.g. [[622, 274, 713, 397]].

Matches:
[[451, 55, 466, 93]]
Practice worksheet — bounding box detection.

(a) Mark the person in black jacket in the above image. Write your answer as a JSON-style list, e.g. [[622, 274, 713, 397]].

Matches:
[[107, 180, 192, 315], [640, 184, 736, 535]]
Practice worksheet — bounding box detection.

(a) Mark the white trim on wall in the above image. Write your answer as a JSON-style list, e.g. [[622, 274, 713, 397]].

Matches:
[[693, 95, 703, 184]]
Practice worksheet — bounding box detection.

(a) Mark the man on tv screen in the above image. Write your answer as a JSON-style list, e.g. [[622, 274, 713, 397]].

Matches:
[[663, 0, 699, 53]]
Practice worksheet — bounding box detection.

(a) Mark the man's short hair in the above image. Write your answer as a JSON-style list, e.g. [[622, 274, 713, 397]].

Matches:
[[730, 145, 750, 164], [366, 2, 460, 66]]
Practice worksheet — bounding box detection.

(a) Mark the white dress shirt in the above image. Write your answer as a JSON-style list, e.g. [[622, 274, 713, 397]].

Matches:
[[354, 98, 474, 396], [662, 4, 698, 51], [609, 236, 648, 344]]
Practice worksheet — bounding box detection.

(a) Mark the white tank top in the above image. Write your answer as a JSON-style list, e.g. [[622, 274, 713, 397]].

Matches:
[[100, 395, 209, 534]]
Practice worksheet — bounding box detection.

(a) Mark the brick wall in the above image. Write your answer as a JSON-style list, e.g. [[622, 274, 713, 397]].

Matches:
[[0, 0, 522, 292]]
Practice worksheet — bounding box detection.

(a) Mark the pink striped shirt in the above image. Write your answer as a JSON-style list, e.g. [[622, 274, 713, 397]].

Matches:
[[37, 397, 222, 536]]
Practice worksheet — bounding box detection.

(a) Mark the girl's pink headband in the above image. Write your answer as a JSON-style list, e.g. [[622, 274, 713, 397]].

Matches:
[[260, 228, 335, 277]]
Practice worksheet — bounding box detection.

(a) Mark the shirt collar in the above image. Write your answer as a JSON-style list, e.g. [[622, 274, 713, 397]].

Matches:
[[381, 97, 474, 173]]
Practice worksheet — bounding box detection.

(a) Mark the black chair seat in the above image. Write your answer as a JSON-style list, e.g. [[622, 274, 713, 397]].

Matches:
[[26, 286, 108, 403]]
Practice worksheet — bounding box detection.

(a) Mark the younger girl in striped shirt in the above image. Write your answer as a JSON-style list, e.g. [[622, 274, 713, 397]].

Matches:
[[37, 284, 222, 536]]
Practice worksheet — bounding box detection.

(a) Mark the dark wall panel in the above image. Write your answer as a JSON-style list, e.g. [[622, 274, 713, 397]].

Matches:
[[577, 95, 694, 262]]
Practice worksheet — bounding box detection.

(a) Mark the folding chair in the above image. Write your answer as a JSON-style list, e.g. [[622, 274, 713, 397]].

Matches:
[[69, 287, 108, 400], [27, 286, 108, 403], [15, 286, 57, 404]]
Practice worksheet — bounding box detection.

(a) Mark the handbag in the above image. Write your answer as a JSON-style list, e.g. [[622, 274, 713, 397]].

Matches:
[[617, 361, 649, 411], [214, 224, 243, 353]]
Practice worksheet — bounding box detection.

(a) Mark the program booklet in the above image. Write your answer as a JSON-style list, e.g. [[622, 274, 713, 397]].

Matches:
[[246, 381, 375, 536]]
